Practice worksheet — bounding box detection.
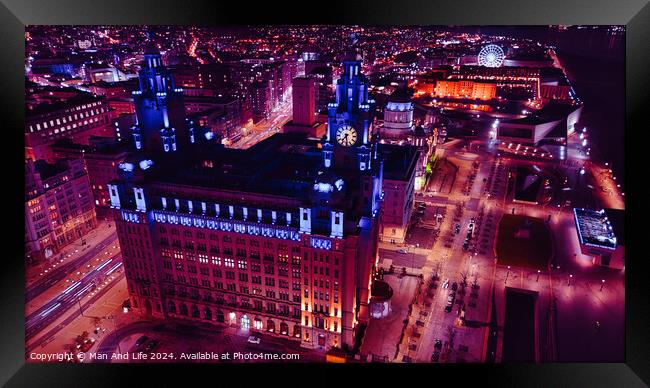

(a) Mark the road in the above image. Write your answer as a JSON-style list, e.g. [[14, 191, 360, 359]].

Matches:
[[231, 91, 293, 150], [27, 231, 117, 302], [25, 253, 124, 341]]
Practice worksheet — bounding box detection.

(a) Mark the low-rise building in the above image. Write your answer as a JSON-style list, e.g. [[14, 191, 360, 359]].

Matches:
[[573, 208, 625, 270]]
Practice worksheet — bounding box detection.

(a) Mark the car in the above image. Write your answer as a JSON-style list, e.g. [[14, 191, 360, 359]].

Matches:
[[247, 336, 261, 345], [135, 335, 148, 347], [451, 282, 458, 291], [463, 241, 469, 251], [444, 304, 453, 313], [434, 339, 443, 350], [431, 351, 440, 362], [454, 224, 461, 234], [442, 278, 449, 289], [144, 339, 158, 352], [397, 249, 408, 254]]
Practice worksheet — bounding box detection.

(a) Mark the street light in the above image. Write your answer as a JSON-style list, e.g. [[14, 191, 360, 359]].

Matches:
[[536, 269, 540, 282], [568, 274, 573, 286], [505, 266, 511, 284], [600, 279, 605, 291]]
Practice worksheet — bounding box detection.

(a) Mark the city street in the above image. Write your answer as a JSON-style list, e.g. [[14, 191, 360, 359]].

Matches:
[[26, 221, 117, 302], [378, 128, 624, 363], [231, 90, 293, 150]]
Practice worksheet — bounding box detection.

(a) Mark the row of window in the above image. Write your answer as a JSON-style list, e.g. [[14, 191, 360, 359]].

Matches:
[[28, 104, 106, 133]]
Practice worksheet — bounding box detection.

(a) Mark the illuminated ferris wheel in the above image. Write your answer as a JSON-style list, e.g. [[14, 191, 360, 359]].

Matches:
[[478, 44, 505, 68]]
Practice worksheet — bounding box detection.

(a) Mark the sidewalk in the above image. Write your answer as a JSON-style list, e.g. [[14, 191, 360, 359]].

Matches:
[[26, 220, 118, 287], [360, 273, 420, 361]]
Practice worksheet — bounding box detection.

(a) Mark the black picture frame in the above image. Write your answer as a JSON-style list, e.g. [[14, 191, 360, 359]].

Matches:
[[2, 0, 648, 386]]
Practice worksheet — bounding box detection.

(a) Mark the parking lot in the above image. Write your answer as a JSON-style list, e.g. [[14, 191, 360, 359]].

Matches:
[[484, 158, 509, 201]]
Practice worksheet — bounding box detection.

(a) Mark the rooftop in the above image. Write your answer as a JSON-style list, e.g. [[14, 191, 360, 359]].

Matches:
[[128, 132, 370, 215], [26, 93, 104, 118], [573, 208, 620, 250], [379, 143, 419, 181]]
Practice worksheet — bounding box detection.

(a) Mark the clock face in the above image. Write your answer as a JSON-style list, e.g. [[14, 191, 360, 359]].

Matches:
[[336, 125, 358, 147]]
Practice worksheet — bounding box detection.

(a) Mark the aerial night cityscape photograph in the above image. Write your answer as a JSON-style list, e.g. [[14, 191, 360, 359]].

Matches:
[[23, 24, 626, 365]]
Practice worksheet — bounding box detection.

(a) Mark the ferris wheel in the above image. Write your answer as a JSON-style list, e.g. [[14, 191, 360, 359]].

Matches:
[[478, 44, 505, 68]]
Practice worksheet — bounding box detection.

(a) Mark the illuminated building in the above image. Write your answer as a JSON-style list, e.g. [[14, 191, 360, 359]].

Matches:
[[108, 50, 383, 351], [25, 158, 97, 264], [434, 80, 497, 100], [25, 94, 114, 162], [249, 81, 271, 123], [573, 208, 625, 270], [130, 41, 190, 154], [382, 98, 414, 138], [378, 90, 432, 195], [449, 65, 542, 100]]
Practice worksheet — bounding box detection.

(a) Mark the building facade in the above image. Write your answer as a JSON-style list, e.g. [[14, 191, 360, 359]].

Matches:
[[434, 80, 497, 100], [25, 95, 113, 162], [109, 49, 384, 352], [25, 158, 97, 264]]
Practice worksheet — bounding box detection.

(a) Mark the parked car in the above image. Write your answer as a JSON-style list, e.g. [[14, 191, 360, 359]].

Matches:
[[135, 335, 148, 348], [442, 278, 450, 289], [431, 351, 440, 362], [144, 339, 158, 352], [247, 336, 261, 345], [451, 282, 458, 291], [397, 249, 408, 254], [434, 339, 443, 350]]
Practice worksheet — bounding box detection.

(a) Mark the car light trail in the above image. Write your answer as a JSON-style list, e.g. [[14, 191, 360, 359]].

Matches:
[[105, 262, 123, 276], [39, 302, 61, 317], [73, 283, 95, 298], [62, 282, 81, 295]]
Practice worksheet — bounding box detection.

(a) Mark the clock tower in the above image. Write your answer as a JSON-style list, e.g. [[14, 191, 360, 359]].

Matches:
[[323, 52, 377, 171]]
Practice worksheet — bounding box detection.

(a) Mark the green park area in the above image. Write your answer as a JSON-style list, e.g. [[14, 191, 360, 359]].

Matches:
[[495, 214, 552, 271]]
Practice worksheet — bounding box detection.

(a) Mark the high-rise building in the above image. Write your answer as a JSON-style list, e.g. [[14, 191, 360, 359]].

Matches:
[[249, 81, 271, 123], [292, 77, 316, 126], [25, 158, 97, 264], [283, 76, 326, 138], [108, 50, 384, 351]]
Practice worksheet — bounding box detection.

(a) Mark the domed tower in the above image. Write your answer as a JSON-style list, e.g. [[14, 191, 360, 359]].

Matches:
[[381, 88, 414, 141]]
